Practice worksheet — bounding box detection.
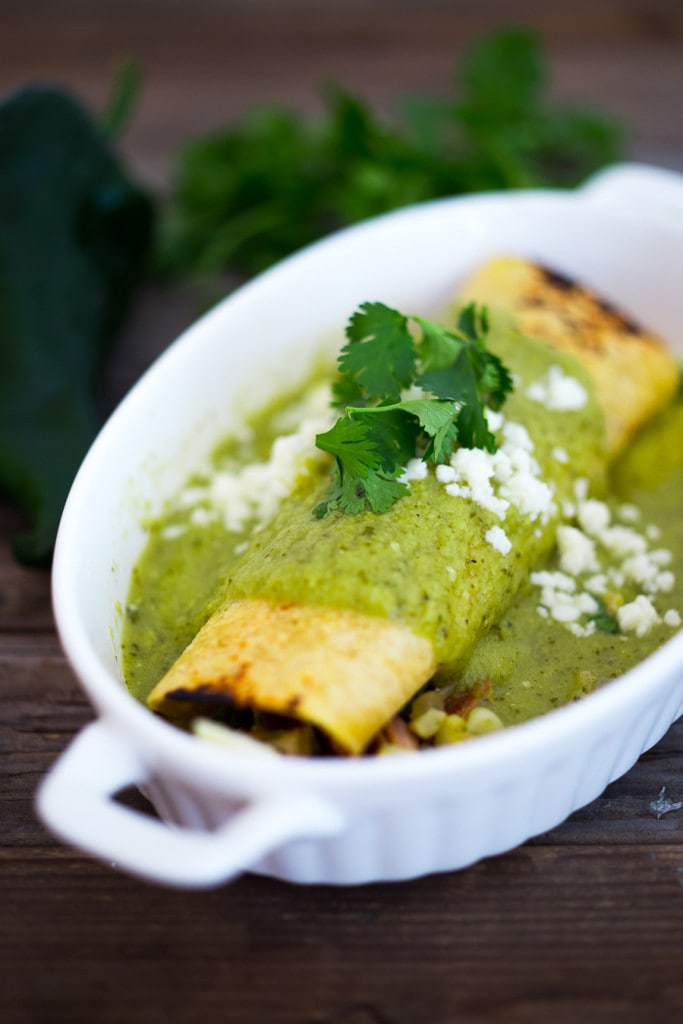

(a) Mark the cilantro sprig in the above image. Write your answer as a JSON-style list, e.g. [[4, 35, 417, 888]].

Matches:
[[315, 302, 514, 517], [155, 29, 623, 283]]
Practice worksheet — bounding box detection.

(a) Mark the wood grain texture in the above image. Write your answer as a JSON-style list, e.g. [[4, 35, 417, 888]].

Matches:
[[1, 0, 683, 187], [2, 3, 683, 1022]]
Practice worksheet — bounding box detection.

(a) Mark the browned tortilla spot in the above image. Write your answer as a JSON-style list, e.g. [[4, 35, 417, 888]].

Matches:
[[457, 256, 679, 458], [148, 599, 436, 754]]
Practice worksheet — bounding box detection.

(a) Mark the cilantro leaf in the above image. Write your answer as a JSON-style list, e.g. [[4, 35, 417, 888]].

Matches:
[[455, 301, 490, 343], [337, 302, 416, 403], [420, 345, 496, 452], [412, 316, 460, 373], [315, 416, 379, 478], [349, 406, 421, 473], [391, 398, 461, 464], [316, 470, 409, 519], [315, 300, 514, 516], [478, 349, 515, 410], [416, 303, 513, 450], [395, 398, 458, 436], [314, 415, 410, 516]]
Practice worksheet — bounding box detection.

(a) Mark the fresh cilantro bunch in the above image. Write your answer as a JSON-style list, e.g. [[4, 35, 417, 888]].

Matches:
[[314, 302, 514, 517], [156, 28, 623, 283]]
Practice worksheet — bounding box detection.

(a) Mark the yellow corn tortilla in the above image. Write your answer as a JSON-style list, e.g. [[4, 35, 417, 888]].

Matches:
[[457, 257, 679, 459], [148, 599, 436, 753]]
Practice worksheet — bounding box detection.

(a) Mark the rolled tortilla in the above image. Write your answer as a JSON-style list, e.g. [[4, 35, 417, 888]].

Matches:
[[148, 599, 435, 753], [456, 257, 679, 459], [148, 258, 679, 754]]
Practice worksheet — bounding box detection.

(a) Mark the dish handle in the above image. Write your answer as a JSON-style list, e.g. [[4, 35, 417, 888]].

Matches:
[[580, 162, 683, 225], [36, 720, 345, 888]]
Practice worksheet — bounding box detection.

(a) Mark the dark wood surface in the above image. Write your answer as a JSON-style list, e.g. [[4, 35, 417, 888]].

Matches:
[[2, 3, 683, 1022]]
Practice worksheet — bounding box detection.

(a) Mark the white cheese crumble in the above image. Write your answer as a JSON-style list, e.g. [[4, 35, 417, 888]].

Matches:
[[599, 525, 648, 559], [437, 419, 555, 529], [617, 503, 641, 523], [617, 595, 661, 637], [442, 448, 510, 519], [526, 365, 589, 411], [485, 525, 512, 555], [531, 566, 599, 627], [161, 523, 187, 540], [399, 458, 429, 483], [542, 589, 598, 623], [177, 383, 334, 535], [574, 478, 589, 502], [532, 489, 679, 640], [584, 573, 608, 595], [650, 786, 683, 819], [621, 552, 674, 593], [556, 525, 599, 576], [207, 420, 329, 532], [530, 569, 576, 593], [576, 498, 611, 537], [485, 408, 505, 432]]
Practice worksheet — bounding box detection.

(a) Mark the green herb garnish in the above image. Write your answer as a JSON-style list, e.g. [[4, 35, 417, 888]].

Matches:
[[314, 302, 513, 517], [155, 28, 623, 284], [588, 595, 621, 635]]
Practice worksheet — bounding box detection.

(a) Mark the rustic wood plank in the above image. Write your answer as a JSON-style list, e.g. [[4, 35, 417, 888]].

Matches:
[[2, 844, 683, 1024]]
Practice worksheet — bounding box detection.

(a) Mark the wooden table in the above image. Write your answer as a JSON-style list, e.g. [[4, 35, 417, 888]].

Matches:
[[2, 3, 683, 1021]]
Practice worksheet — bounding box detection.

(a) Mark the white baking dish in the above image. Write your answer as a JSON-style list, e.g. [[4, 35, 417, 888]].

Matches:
[[38, 163, 683, 889]]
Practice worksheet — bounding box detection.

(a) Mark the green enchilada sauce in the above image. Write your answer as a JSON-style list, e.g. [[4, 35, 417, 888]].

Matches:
[[463, 400, 683, 724], [121, 325, 683, 732]]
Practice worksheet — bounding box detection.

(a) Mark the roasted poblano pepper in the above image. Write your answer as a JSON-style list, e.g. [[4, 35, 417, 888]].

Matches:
[[0, 84, 154, 564]]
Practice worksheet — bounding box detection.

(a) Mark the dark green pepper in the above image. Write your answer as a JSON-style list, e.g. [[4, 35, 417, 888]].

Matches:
[[0, 84, 155, 564]]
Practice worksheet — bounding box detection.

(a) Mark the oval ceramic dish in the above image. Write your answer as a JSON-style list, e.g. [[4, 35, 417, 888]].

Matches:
[[38, 163, 683, 889]]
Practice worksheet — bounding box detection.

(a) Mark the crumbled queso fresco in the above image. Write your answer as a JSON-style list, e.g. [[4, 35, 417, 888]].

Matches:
[[400, 399, 557, 559], [168, 383, 334, 538], [430, 416, 555, 526], [532, 483, 680, 639], [169, 366, 679, 644], [525, 364, 590, 411]]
